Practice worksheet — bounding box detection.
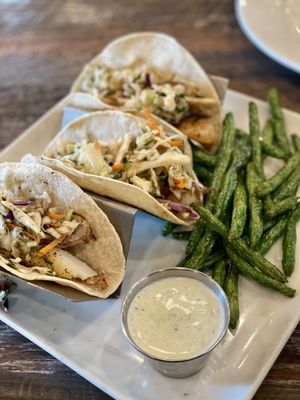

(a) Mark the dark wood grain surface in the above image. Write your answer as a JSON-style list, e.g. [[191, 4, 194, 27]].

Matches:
[[0, 1, 300, 399]]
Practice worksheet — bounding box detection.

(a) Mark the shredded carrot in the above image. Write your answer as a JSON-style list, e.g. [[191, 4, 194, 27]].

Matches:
[[112, 163, 124, 173], [156, 145, 166, 154], [169, 139, 184, 148], [94, 141, 101, 150], [167, 193, 179, 202], [37, 238, 63, 257], [47, 212, 65, 220], [48, 222, 61, 228], [24, 230, 36, 240], [174, 178, 186, 189], [143, 107, 160, 132]]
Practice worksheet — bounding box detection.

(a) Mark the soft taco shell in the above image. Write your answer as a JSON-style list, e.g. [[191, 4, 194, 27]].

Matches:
[[71, 32, 221, 149], [0, 162, 125, 298], [29, 110, 199, 225], [64, 92, 109, 111]]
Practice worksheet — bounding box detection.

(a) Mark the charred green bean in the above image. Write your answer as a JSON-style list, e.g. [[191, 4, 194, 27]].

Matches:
[[162, 221, 176, 236], [291, 134, 300, 152], [226, 246, 295, 298], [172, 231, 191, 241], [261, 141, 288, 160], [193, 205, 287, 283], [185, 113, 235, 260], [247, 163, 263, 249], [207, 113, 236, 205], [229, 180, 247, 240], [257, 214, 289, 255], [225, 264, 239, 329], [192, 149, 216, 167], [256, 152, 300, 197], [212, 259, 227, 288], [266, 196, 299, 219], [262, 120, 274, 145], [267, 88, 291, 156], [272, 169, 300, 203], [249, 102, 262, 174], [185, 221, 204, 256], [193, 164, 213, 184], [282, 205, 300, 276]]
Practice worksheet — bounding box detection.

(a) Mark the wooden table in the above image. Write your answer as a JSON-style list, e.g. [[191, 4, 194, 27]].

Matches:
[[0, 1, 299, 399]]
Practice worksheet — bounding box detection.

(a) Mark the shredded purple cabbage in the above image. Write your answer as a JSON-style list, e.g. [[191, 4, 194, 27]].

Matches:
[[145, 72, 152, 88], [5, 210, 14, 221], [158, 199, 199, 220], [12, 200, 36, 206]]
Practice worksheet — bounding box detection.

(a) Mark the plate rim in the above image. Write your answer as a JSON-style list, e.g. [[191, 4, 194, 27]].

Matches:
[[235, 0, 300, 74]]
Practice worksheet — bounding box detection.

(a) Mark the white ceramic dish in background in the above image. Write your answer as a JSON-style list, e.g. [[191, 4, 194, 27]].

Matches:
[[235, 0, 300, 74], [0, 89, 299, 400]]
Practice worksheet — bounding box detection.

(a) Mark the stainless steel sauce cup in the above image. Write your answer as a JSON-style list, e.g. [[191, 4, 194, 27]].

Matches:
[[121, 267, 230, 378]]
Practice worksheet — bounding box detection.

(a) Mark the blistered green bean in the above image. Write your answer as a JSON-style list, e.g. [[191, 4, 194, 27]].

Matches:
[[172, 231, 191, 241], [185, 113, 235, 261], [247, 163, 263, 249], [225, 264, 240, 329], [291, 134, 300, 152], [226, 246, 295, 298], [262, 120, 274, 145], [212, 259, 227, 288], [272, 169, 300, 203], [256, 152, 300, 197], [207, 113, 236, 205], [192, 149, 216, 167], [229, 180, 247, 240], [266, 196, 299, 219], [261, 141, 288, 160], [282, 205, 300, 276], [267, 88, 291, 156], [193, 164, 213, 185], [257, 214, 289, 255], [185, 221, 204, 256], [193, 205, 287, 283], [162, 221, 176, 236], [249, 102, 263, 174]]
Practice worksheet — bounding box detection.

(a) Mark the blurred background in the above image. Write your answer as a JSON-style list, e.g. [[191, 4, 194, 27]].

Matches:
[[1, 1, 299, 149]]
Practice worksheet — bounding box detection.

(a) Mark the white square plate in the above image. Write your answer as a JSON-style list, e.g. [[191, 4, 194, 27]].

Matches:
[[0, 89, 299, 400]]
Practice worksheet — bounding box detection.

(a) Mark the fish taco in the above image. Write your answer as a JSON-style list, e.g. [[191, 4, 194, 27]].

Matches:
[[0, 162, 125, 298], [71, 32, 221, 149], [29, 110, 206, 225]]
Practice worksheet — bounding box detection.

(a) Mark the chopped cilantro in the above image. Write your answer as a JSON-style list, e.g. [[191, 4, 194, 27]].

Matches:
[[113, 172, 122, 179], [133, 73, 141, 83], [43, 256, 54, 266], [7, 261, 16, 269]]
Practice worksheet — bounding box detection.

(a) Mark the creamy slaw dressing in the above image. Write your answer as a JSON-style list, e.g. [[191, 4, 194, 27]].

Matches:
[[127, 277, 224, 361], [80, 64, 198, 125], [49, 121, 204, 222]]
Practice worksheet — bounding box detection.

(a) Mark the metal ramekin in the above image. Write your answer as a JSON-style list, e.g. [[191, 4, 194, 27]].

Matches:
[[121, 267, 230, 378]]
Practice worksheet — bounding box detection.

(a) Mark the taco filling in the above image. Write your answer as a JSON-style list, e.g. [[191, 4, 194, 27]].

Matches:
[[80, 64, 218, 126], [47, 121, 203, 223], [0, 193, 107, 290]]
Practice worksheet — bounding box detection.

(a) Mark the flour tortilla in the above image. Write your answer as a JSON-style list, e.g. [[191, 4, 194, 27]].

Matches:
[[71, 32, 221, 149], [64, 92, 109, 111], [0, 162, 125, 298], [28, 110, 199, 225]]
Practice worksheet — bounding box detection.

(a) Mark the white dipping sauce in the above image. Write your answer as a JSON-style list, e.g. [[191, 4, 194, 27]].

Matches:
[[127, 277, 224, 361]]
